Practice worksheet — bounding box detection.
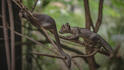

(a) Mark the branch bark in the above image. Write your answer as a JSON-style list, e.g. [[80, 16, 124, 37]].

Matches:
[[31, 0, 38, 12], [33, 52, 64, 59], [83, 0, 99, 70], [2, 0, 11, 70], [83, 0, 95, 30], [7, 0, 15, 70], [95, 0, 104, 33]]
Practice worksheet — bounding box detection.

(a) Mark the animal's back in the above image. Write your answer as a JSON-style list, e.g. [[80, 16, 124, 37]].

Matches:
[[33, 14, 56, 29], [79, 28, 95, 38]]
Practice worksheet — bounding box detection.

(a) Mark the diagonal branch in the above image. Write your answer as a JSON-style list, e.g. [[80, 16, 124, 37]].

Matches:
[[33, 48, 99, 60], [13, 0, 60, 52], [95, 0, 104, 33], [2, 0, 11, 70], [72, 48, 99, 58], [83, 0, 95, 30], [33, 52, 64, 59], [31, 0, 38, 12], [5, 24, 58, 54], [14, 30, 58, 54]]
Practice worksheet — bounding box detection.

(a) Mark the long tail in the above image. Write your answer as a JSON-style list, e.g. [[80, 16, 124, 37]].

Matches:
[[53, 28, 71, 68], [53, 29, 63, 54]]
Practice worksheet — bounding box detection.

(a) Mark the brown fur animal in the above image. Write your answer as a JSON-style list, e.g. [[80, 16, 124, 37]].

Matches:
[[59, 23, 113, 55]]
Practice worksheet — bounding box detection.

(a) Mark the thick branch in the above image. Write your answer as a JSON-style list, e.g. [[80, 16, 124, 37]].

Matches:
[[95, 0, 104, 32], [83, 0, 95, 30], [7, 0, 15, 70]]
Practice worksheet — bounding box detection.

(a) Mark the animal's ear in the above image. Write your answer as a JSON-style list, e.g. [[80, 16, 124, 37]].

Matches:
[[66, 23, 70, 30], [61, 24, 65, 30], [62, 24, 65, 28]]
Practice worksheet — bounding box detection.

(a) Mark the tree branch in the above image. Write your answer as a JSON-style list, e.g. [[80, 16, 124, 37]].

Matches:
[[95, 0, 104, 32], [83, 0, 99, 70], [83, 0, 95, 30], [72, 48, 99, 58], [7, 0, 15, 70], [31, 0, 38, 12], [32, 52, 64, 59]]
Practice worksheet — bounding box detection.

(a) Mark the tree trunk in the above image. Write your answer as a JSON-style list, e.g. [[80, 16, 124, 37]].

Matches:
[[0, 0, 22, 70]]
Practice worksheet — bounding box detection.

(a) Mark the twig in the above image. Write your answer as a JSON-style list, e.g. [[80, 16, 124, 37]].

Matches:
[[33, 52, 71, 70], [31, 0, 38, 12], [83, 0, 95, 30], [72, 49, 99, 58], [2, 0, 11, 70], [4, 23, 58, 54], [95, 0, 104, 32], [32, 52, 64, 59], [14, 31, 58, 54], [33, 48, 99, 61], [7, 0, 15, 69], [1, 25, 44, 47]]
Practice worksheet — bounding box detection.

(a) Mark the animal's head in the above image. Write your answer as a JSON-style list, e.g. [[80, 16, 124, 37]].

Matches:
[[59, 23, 71, 34]]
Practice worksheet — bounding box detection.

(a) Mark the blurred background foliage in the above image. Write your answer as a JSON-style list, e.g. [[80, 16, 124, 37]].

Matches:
[[21, 0, 124, 70]]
